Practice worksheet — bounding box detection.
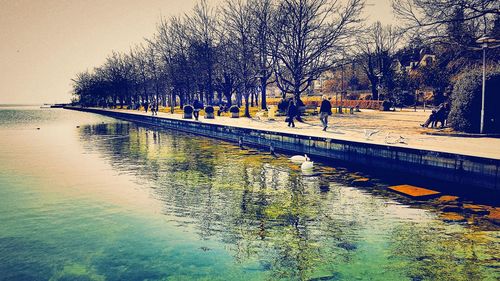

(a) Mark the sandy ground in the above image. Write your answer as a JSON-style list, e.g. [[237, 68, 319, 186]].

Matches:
[[97, 108, 500, 160]]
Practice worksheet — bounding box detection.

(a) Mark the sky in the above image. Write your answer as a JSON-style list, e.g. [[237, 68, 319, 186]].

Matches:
[[0, 0, 395, 104]]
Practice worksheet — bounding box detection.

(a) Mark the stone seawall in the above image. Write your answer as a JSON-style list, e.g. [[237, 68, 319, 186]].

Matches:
[[67, 107, 500, 191]]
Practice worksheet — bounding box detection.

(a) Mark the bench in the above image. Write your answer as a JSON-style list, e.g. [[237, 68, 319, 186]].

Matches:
[[304, 105, 318, 115]]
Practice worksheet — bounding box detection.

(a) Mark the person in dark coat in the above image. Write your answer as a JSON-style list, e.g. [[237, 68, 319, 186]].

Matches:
[[421, 102, 448, 128], [319, 95, 332, 131], [193, 99, 203, 120], [150, 100, 157, 116], [421, 109, 437, 128], [287, 100, 297, 128], [433, 102, 449, 128]]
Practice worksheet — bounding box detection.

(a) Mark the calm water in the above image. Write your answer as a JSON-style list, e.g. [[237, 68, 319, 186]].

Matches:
[[0, 106, 498, 281]]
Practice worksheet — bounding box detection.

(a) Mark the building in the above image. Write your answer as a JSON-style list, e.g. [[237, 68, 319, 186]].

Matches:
[[392, 48, 436, 74]]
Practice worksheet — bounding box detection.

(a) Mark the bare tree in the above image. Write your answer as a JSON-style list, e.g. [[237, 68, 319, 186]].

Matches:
[[101, 51, 135, 108], [72, 70, 100, 107], [144, 41, 166, 106], [71, 0, 368, 113], [130, 44, 149, 104], [153, 16, 194, 107], [249, 0, 275, 109], [392, 0, 499, 41], [356, 21, 401, 100], [186, 0, 219, 104], [271, 0, 365, 101], [214, 37, 238, 106], [221, 0, 257, 117]]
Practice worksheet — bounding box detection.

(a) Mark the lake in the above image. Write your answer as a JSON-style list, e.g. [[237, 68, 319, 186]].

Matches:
[[0, 106, 498, 281]]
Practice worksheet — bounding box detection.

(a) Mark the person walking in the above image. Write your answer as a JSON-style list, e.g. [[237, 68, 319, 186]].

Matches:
[[286, 100, 297, 128], [153, 100, 158, 116], [150, 100, 156, 116], [319, 95, 332, 131]]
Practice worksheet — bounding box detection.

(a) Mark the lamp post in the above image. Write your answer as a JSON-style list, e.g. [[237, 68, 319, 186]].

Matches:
[[476, 36, 499, 134], [339, 66, 345, 113], [414, 90, 417, 112], [376, 72, 383, 101]]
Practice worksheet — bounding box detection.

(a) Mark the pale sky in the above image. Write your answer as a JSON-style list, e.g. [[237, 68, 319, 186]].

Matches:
[[0, 0, 394, 104]]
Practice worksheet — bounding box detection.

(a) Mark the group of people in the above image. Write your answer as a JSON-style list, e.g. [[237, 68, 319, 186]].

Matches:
[[132, 100, 158, 115], [145, 100, 159, 116], [286, 95, 332, 131], [136, 96, 449, 132], [286, 96, 452, 132], [421, 102, 450, 128], [151, 100, 159, 116]]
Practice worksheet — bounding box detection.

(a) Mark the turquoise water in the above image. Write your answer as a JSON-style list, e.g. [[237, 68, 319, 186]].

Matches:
[[0, 107, 498, 281]]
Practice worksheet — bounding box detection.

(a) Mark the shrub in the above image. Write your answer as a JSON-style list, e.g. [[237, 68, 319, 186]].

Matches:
[[381, 100, 392, 111], [448, 65, 500, 133], [347, 93, 360, 100], [229, 105, 240, 113], [183, 105, 194, 114], [205, 106, 214, 114], [393, 91, 414, 108]]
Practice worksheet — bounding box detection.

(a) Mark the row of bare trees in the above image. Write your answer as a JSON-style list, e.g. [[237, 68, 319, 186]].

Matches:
[[72, 0, 365, 116], [72, 0, 499, 114]]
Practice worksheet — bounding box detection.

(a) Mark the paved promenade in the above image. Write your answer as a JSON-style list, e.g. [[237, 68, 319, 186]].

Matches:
[[91, 108, 500, 160]]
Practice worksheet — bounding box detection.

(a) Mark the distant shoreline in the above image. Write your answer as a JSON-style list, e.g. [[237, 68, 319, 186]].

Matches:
[[0, 104, 42, 107]]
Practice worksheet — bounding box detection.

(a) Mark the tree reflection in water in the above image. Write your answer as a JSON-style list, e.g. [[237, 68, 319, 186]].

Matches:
[[78, 122, 499, 281]]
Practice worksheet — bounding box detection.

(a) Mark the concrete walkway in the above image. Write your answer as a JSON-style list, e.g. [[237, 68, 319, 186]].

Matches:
[[92, 108, 500, 160]]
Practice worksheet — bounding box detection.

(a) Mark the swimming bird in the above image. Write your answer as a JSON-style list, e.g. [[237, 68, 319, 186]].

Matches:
[[290, 154, 308, 163], [301, 157, 314, 170]]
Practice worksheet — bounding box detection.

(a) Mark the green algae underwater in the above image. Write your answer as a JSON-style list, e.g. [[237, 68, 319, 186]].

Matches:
[[0, 106, 498, 281]]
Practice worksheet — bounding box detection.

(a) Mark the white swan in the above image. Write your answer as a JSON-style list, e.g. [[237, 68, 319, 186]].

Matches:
[[301, 157, 314, 170], [290, 154, 308, 163]]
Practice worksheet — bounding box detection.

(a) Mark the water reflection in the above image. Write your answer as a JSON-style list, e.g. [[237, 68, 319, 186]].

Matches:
[[78, 122, 499, 280]]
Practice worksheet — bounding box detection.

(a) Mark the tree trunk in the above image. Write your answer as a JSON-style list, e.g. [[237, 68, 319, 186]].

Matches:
[[294, 84, 303, 122], [260, 78, 267, 110], [182, 92, 186, 106], [293, 78, 301, 102], [370, 81, 378, 100], [244, 92, 250, 118], [224, 93, 232, 106]]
